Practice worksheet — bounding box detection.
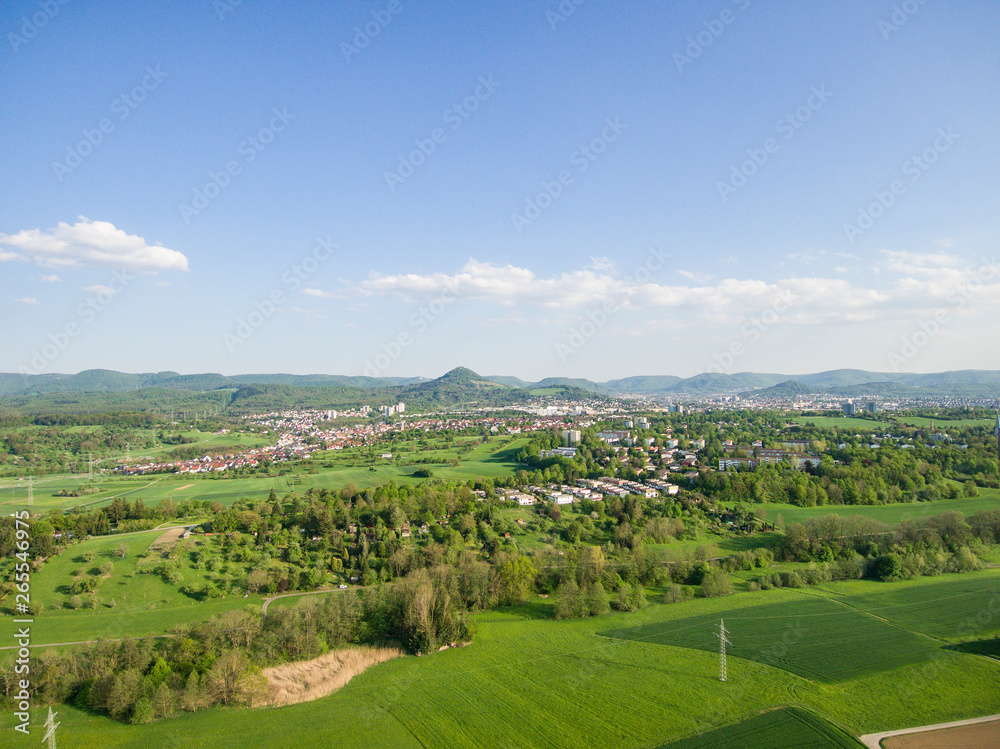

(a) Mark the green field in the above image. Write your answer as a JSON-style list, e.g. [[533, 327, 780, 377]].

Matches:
[[8, 573, 1000, 748], [0, 528, 265, 646], [601, 591, 937, 683], [762, 489, 1000, 527], [837, 571, 1000, 641], [659, 707, 864, 749], [793, 416, 893, 430], [895, 416, 995, 429], [0, 436, 531, 514]]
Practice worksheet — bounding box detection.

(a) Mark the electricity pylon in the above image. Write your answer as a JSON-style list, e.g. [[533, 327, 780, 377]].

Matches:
[[716, 618, 732, 682]]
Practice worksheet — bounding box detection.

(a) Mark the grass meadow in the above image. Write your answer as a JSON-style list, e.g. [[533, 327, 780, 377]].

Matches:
[[6, 571, 1000, 748]]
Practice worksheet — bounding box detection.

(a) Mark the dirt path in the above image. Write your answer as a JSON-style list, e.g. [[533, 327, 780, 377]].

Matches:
[[0, 634, 175, 651], [261, 587, 350, 615], [148, 525, 187, 551], [860, 715, 1000, 748]]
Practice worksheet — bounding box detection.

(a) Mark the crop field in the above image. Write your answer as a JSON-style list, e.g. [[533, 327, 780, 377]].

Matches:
[[659, 707, 864, 748], [763, 489, 1000, 527], [7, 579, 1000, 748], [836, 569, 1000, 641], [601, 591, 937, 683]]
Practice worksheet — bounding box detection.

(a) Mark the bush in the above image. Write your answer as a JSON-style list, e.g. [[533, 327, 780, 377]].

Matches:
[[871, 553, 902, 582], [699, 571, 733, 598], [663, 583, 689, 603]]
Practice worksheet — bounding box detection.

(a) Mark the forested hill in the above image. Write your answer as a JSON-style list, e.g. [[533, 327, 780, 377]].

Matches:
[[0, 368, 603, 415], [2, 367, 999, 405]]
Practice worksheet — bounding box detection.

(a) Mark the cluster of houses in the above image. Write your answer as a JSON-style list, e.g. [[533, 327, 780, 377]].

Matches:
[[496, 474, 680, 507], [717, 440, 821, 471]]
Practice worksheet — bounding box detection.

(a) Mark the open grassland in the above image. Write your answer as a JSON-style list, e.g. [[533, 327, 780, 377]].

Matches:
[[0, 529, 264, 647], [659, 707, 864, 748], [9, 574, 1000, 748], [763, 489, 1000, 527], [895, 416, 995, 429], [0, 437, 530, 514], [793, 416, 893, 430]]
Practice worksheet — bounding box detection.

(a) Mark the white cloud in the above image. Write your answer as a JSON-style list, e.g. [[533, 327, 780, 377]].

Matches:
[[15, 297, 38, 305], [334, 255, 1000, 329], [0, 217, 189, 272], [84, 285, 117, 297], [40, 274, 61, 282], [302, 288, 335, 298]]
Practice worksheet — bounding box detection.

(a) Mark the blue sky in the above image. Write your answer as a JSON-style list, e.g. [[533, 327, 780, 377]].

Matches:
[[1, 0, 998, 381]]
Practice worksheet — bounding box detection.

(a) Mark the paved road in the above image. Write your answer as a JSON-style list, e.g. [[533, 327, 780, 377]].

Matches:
[[859, 714, 1000, 748]]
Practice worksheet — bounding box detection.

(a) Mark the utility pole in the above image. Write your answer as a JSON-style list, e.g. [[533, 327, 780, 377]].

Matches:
[[27, 476, 33, 508], [716, 618, 732, 682]]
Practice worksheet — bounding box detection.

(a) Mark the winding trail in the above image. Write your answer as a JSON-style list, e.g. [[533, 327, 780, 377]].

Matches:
[[261, 586, 362, 616]]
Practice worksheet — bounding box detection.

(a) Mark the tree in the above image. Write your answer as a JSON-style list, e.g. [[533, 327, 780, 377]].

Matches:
[[206, 650, 251, 705], [246, 568, 269, 594], [495, 556, 536, 605], [554, 579, 584, 619], [585, 581, 610, 616], [871, 553, 902, 581], [663, 583, 687, 603], [115, 542, 129, 559], [699, 571, 734, 598], [152, 681, 177, 719]]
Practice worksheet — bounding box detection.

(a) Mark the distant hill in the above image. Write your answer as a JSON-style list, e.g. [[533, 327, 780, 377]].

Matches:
[[485, 375, 533, 388], [758, 380, 825, 398], [665, 372, 787, 394], [1, 367, 997, 411], [533, 377, 608, 392], [604, 375, 683, 394]]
